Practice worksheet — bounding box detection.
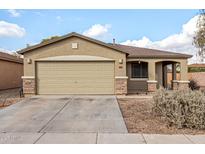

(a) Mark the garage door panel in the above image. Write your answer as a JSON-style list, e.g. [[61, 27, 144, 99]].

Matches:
[[37, 75, 113, 79], [37, 81, 113, 87], [36, 61, 114, 94], [39, 82, 112, 88], [38, 69, 112, 72], [37, 88, 113, 95], [37, 72, 113, 77], [38, 63, 112, 71], [38, 79, 114, 84]]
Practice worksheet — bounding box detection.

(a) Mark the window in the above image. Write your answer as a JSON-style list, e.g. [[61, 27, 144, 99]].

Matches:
[[131, 62, 148, 78]]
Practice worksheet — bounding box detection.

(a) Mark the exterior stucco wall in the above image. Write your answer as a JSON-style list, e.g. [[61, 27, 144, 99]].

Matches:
[[23, 36, 127, 95], [0, 60, 23, 90], [22, 35, 189, 94], [127, 58, 188, 80], [23, 36, 126, 77], [155, 62, 163, 88]]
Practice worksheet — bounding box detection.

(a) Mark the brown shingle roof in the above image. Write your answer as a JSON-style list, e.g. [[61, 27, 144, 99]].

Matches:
[[111, 44, 192, 58], [17, 32, 192, 59], [0, 52, 23, 64]]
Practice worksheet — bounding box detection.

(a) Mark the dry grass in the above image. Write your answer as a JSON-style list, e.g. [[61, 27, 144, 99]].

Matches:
[[117, 98, 205, 134], [0, 88, 24, 109]]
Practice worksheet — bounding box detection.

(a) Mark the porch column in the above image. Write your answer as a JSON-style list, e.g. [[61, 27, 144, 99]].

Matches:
[[178, 60, 189, 90], [172, 63, 178, 90], [163, 64, 168, 88], [147, 61, 157, 92], [172, 63, 177, 80], [180, 60, 188, 81]]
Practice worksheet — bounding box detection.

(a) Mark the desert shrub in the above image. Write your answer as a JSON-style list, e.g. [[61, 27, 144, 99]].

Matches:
[[153, 88, 205, 129], [189, 79, 200, 90]]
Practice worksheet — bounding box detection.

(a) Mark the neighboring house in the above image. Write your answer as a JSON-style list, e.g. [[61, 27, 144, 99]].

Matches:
[[0, 52, 23, 90], [17, 32, 191, 96], [188, 64, 205, 90]]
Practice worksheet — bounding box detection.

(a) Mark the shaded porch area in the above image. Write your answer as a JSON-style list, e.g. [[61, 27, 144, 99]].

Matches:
[[156, 61, 180, 90], [126, 59, 189, 94]]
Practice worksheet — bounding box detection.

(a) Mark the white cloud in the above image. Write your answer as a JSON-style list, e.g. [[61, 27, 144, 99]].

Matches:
[[7, 9, 20, 17], [34, 12, 45, 17], [0, 21, 26, 38], [121, 16, 200, 64], [0, 48, 12, 53], [83, 24, 111, 40], [0, 48, 23, 58], [56, 16, 63, 22]]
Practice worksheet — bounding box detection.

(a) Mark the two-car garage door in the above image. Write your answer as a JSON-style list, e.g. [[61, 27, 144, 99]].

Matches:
[[36, 61, 114, 94]]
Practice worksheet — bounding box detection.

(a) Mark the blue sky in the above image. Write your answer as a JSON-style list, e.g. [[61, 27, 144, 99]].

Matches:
[[0, 9, 199, 62]]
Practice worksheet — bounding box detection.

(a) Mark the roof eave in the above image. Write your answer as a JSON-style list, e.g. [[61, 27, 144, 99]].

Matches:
[[0, 57, 23, 64], [17, 32, 128, 55], [17, 33, 73, 54], [127, 55, 192, 59]]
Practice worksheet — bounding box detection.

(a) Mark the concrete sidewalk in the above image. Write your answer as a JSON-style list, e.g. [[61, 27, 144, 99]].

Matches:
[[0, 133, 205, 144]]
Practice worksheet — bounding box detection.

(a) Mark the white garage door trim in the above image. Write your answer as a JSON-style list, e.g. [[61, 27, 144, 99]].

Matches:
[[36, 55, 115, 62]]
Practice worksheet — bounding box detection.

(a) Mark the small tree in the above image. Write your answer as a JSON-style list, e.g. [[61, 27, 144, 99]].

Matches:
[[193, 10, 205, 63], [41, 36, 60, 43]]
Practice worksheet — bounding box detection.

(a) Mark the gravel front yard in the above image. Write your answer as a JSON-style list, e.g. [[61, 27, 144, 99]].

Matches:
[[0, 88, 24, 109], [117, 97, 205, 134]]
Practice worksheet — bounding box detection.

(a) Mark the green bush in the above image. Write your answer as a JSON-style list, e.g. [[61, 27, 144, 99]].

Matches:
[[153, 88, 205, 129]]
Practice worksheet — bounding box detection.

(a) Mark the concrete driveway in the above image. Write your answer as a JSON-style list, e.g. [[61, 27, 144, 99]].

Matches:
[[0, 95, 127, 133], [1, 96, 205, 144]]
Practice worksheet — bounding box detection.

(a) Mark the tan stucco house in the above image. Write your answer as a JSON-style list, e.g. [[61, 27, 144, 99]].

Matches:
[[18, 32, 192, 96], [0, 52, 23, 90]]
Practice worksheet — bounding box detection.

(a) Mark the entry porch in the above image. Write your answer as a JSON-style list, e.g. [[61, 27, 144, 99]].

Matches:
[[126, 58, 189, 93]]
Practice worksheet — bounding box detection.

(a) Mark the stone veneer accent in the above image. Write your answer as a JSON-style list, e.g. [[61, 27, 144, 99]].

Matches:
[[22, 76, 36, 96], [147, 80, 157, 92], [177, 81, 190, 90], [171, 80, 190, 90], [172, 80, 178, 90], [115, 76, 128, 95]]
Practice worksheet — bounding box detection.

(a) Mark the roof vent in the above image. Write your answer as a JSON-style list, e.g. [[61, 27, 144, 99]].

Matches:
[[72, 43, 78, 49], [113, 38, 116, 45]]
